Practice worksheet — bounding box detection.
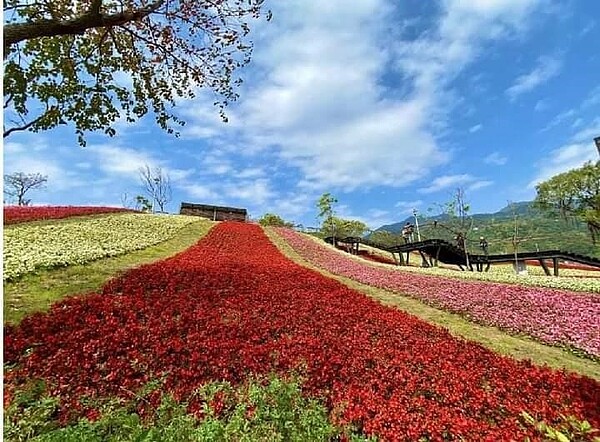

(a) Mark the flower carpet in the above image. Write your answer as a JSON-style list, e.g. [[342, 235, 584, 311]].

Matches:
[[4, 222, 599, 440], [275, 228, 600, 358], [3, 205, 132, 225]]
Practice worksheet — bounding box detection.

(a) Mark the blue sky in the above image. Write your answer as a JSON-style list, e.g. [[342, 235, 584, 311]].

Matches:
[[3, 0, 600, 230]]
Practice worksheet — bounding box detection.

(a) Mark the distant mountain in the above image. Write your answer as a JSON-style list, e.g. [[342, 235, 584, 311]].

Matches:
[[373, 201, 600, 258], [375, 201, 540, 234]]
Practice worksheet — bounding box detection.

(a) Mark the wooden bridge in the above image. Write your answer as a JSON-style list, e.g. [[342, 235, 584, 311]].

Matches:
[[324, 236, 600, 276]]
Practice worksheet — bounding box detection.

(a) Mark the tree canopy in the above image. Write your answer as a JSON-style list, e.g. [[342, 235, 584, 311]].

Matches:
[[257, 213, 293, 228], [330, 217, 369, 238], [534, 161, 600, 244], [3, 0, 269, 145]]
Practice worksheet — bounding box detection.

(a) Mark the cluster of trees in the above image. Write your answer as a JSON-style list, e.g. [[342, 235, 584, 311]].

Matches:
[[255, 193, 369, 239], [316, 193, 368, 238], [257, 213, 294, 228]]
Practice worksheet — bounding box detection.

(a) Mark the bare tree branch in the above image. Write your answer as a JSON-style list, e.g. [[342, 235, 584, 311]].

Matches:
[[4, 172, 48, 205], [139, 164, 172, 213]]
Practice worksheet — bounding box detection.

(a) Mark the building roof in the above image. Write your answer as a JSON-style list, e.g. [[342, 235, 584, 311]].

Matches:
[[180, 202, 247, 215]]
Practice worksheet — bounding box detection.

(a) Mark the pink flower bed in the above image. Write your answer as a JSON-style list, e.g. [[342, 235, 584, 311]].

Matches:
[[275, 228, 600, 357], [3, 206, 133, 224]]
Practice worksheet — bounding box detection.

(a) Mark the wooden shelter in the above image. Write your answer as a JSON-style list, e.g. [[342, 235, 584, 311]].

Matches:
[[179, 202, 247, 222]]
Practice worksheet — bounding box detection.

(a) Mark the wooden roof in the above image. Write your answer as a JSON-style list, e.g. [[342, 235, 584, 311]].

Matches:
[[180, 202, 247, 215]]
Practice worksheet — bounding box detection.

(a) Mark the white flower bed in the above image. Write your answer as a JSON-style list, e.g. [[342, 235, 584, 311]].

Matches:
[[3, 213, 199, 280]]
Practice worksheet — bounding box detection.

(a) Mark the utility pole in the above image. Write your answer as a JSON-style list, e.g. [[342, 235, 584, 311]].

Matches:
[[511, 201, 521, 274], [594, 136, 600, 157], [413, 208, 421, 242]]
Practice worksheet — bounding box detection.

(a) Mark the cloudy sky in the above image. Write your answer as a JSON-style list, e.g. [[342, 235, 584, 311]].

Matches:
[[4, 0, 600, 229]]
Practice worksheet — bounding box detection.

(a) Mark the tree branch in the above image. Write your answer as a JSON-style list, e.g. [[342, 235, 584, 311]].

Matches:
[[3, 106, 56, 138], [4, 0, 164, 51], [4, 115, 42, 137]]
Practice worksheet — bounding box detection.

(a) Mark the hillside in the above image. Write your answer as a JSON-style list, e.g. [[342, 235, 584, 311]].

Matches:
[[374, 202, 600, 258]]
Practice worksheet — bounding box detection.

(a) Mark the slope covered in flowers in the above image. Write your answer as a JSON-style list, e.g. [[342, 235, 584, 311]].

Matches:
[[4, 222, 599, 440], [3, 213, 199, 280], [275, 228, 600, 358], [3, 205, 132, 225]]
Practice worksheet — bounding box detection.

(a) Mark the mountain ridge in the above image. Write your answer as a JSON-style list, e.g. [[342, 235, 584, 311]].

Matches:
[[375, 201, 538, 233]]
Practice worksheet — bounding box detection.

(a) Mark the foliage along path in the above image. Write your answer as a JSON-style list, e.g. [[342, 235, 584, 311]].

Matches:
[[4, 222, 600, 441], [274, 228, 600, 359]]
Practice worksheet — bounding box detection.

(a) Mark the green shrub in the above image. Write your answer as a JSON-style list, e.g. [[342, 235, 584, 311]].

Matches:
[[4, 376, 374, 441]]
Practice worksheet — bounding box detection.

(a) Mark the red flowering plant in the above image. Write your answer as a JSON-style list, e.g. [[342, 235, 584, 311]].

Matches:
[[3, 205, 133, 225], [4, 222, 600, 440]]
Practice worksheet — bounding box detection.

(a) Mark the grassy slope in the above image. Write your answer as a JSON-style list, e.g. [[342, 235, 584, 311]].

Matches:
[[264, 227, 600, 381], [3, 219, 215, 325]]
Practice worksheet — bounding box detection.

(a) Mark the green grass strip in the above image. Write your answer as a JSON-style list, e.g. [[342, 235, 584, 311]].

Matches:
[[3, 220, 215, 325], [265, 227, 600, 381]]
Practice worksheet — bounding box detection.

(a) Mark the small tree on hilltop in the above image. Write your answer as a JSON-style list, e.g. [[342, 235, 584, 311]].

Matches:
[[332, 217, 369, 238], [317, 193, 338, 240], [534, 161, 600, 244], [139, 165, 171, 213], [4, 172, 48, 205], [258, 213, 293, 227], [135, 195, 153, 213]]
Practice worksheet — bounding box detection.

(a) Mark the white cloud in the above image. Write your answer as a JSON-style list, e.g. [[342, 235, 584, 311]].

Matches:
[[91, 144, 158, 176], [200, 154, 233, 175], [3, 155, 83, 193], [529, 120, 600, 187], [534, 100, 549, 112], [265, 193, 315, 222], [418, 174, 475, 194], [571, 118, 584, 129], [579, 21, 596, 37], [4, 141, 25, 154], [483, 152, 508, 165], [89, 144, 194, 188], [334, 206, 397, 231], [528, 142, 598, 187], [505, 56, 562, 101], [541, 108, 576, 132], [169, 168, 195, 182], [225, 179, 275, 205], [469, 124, 483, 133], [418, 174, 493, 194], [181, 0, 543, 192], [394, 200, 423, 213], [571, 118, 600, 143], [582, 85, 600, 108], [467, 180, 493, 191], [237, 168, 265, 179], [181, 184, 218, 201]]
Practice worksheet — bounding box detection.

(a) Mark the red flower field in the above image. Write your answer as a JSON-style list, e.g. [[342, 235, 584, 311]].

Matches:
[[3, 205, 133, 225], [4, 222, 599, 440]]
